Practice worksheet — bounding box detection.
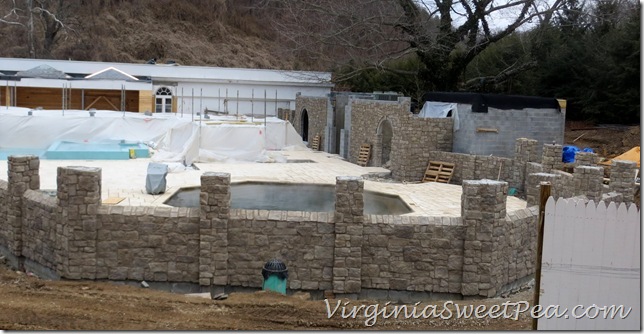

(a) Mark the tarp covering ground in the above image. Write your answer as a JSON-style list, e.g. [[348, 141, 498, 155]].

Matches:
[[0, 107, 306, 165]]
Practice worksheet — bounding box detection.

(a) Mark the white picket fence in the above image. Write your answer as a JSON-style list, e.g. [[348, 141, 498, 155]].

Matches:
[[538, 197, 640, 330]]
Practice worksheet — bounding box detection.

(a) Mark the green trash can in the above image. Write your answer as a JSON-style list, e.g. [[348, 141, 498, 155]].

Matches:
[[262, 259, 288, 294]]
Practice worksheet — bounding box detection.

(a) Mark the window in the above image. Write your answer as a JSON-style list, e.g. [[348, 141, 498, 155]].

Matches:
[[155, 87, 173, 113]]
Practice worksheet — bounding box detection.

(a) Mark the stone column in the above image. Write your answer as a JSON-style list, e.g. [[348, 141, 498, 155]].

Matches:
[[513, 138, 538, 192], [199, 172, 230, 287], [541, 144, 563, 172], [609, 160, 638, 203], [372, 135, 382, 167], [524, 163, 544, 195], [461, 180, 507, 298], [526, 173, 558, 206], [515, 138, 539, 163], [573, 166, 604, 201], [332, 176, 364, 295], [57, 166, 101, 279], [574, 152, 598, 167], [5, 155, 40, 259]]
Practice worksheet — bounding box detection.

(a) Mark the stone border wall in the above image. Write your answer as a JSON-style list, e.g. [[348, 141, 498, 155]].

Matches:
[[2, 156, 632, 299], [293, 95, 328, 150], [426, 138, 539, 190], [347, 98, 453, 181]]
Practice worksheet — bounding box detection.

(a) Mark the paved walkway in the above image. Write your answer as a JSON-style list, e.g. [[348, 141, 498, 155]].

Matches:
[[0, 150, 527, 217]]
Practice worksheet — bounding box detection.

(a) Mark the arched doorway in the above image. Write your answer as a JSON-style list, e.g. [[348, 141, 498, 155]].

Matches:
[[155, 87, 173, 113], [301, 108, 309, 142], [377, 118, 393, 166]]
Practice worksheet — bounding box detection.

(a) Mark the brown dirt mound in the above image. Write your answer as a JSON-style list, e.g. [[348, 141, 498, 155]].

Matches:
[[0, 264, 533, 330]]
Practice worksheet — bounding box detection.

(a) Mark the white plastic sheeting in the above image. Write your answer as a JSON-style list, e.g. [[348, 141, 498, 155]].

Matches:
[[0, 107, 189, 149], [0, 108, 307, 165], [418, 101, 460, 131]]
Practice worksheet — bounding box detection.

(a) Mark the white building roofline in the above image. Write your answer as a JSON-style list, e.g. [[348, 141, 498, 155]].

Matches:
[[0, 57, 333, 87], [85, 66, 139, 81]]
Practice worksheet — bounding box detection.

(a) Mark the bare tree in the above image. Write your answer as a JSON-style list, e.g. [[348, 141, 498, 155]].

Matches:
[[261, 0, 565, 91], [0, 0, 75, 58]]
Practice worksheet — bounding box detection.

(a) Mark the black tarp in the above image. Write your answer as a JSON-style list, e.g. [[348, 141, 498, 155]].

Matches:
[[421, 92, 561, 113]]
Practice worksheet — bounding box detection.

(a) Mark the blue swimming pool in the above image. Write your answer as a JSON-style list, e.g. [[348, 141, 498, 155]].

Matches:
[[0, 140, 150, 160]]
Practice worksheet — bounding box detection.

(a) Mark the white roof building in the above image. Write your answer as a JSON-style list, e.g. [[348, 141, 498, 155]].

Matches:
[[0, 57, 333, 115]]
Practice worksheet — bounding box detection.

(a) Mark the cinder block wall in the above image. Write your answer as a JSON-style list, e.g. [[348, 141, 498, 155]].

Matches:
[[453, 105, 565, 158], [293, 95, 328, 150]]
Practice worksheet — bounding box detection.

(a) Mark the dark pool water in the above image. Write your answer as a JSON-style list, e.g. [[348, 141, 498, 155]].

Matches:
[[165, 182, 412, 215]]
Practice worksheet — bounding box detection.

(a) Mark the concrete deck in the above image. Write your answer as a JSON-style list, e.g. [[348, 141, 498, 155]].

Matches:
[[0, 150, 527, 217]]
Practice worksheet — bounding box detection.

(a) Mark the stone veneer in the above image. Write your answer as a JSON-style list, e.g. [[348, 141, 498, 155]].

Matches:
[[5, 155, 624, 300], [574, 152, 599, 167], [609, 160, 638, 204], [293, 95, 328, 150], [541, 144, 563, 172], [348, 99, 453, 181]]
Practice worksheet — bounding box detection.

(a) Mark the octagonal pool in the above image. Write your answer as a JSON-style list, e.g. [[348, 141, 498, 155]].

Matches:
[[165, 182, 413, 215]]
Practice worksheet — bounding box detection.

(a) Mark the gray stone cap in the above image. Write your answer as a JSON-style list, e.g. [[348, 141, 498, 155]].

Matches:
[[336, 176, 363, 181], [575, 166, 603, 171], [612, 160, 637, 167], [202, 172, 231, 178], [65, 166, 101, 173], [463, 179, 508, 185], [531, 172, 557, 177], [7, 155, 39, 161]]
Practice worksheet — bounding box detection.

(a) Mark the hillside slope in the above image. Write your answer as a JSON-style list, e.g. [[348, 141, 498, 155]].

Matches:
[[0, 0, 296, 69]]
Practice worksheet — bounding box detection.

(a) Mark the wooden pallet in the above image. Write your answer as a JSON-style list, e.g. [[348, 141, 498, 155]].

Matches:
[[422, 161, 455, 183], [311, 134, 321, 151], [357, 144, 371, 167]]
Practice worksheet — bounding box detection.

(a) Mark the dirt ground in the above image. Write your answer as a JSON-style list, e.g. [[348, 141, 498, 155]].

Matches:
[[563, 122, 640, 160], [0, 264, 535, 330]]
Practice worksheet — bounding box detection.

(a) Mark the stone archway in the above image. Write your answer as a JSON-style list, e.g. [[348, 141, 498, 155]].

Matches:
[[375, 118, 393, 167], [301, 108, 309, 142]]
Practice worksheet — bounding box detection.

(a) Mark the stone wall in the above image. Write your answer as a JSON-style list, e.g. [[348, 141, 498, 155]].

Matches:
[[96, 206, 201, 282], [347, 98, 453, 181], [294, 95, 328, 150], [541, 144, 563, 172], [226, 210, 334, 291], [21, 190, 58, 271], [609, 160, 638, 203], [0, 179, 8, 253], [573, 166, 604, 201], [362, 219, 465, 294], [574, 152, 599, 167], [1, 156, 546, 300], [426, 151, 476, 184], [5, 156, 40, 257]]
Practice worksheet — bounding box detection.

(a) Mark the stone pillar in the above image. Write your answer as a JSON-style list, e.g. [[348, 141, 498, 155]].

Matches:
[[513, 138, 539, 192], [515, 138, 539, 163], [574, 152, 598, 167], [57, 166, 101, 279], [461, 180, 507, 297], [5, 155, 40, 259], [541, 144, 563, 172], [573, 166, 604, 201], [609, 160, 638, 203], [332, 176, 364, 295], [199, 172, 230, 287], [372, 135, 382, 167], [526, 173, 558, 207]]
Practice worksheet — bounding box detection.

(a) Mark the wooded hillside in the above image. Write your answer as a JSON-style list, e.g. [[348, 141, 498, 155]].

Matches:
[[0, 0, 639, 124]]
